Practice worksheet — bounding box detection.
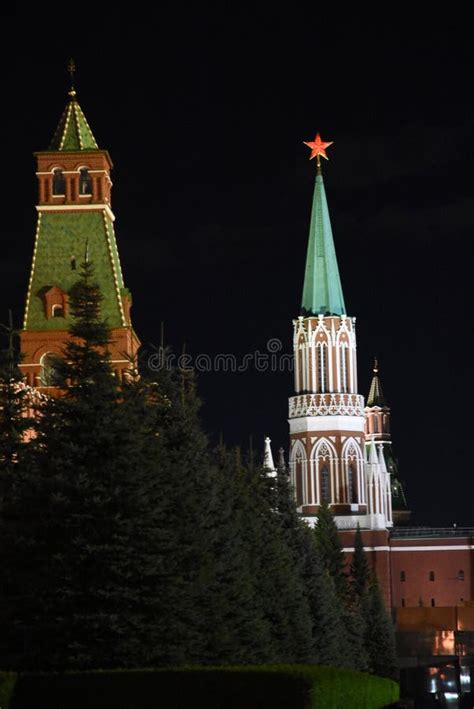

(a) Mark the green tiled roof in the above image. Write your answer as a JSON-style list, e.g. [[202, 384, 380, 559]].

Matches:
[[24, 211, 124, 330], [301, 173, 346, 316], [49, 100, 99, 151], [367, 372, 386, 407]]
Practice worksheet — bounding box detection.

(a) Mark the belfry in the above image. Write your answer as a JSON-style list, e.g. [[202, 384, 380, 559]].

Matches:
[[288, 135, 393, 531], [20, 70, 140, 388]]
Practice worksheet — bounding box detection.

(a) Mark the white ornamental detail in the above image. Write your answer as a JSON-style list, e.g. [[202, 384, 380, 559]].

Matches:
[[289, 393, 364, 418]]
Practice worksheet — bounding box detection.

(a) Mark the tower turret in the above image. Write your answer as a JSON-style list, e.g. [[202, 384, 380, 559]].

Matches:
[[365, 360, 410, 524], [288, 135, 388, 528], [20, 78, 140, 389]]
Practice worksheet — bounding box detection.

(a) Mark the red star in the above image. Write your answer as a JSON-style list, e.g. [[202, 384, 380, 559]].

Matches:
[[303, 133, 333, 160]]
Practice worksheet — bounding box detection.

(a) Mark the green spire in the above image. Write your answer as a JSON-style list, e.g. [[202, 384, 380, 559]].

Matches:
[[367, 359, 386, 407], [49, 98, 99, 151], [301, 171, 346, 317]]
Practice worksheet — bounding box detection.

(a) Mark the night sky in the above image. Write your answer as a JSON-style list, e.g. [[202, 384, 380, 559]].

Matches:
[[1, 11, 472, 526]]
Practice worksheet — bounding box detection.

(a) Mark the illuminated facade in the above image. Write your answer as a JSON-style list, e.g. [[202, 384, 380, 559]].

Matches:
[[280, 139, 472, 615], [288, 143, 393, 532]]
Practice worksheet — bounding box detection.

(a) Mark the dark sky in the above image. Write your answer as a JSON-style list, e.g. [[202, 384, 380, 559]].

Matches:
[[1, 10, 472, 526]]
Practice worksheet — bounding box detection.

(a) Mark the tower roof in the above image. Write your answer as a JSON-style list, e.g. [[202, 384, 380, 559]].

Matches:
[[367, 359, 387, 407], [301, 171, 346, 316], [49, 98, 99, 151]]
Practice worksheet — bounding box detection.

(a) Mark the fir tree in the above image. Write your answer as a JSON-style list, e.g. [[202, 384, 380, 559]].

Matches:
[[314, 502, 348, 601], [350, 522, 370, 599], [314, 504, 369, 670], [299, 525, 348, 666], [0, 260, 177, 669], [275, 452, 347, 665], [199, 444, 271, 664], [245, 452, 313, 663], [364, 575, 399, 680]]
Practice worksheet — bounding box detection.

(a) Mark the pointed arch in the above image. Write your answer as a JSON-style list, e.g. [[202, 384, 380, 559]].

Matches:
[[290, 439, 307, 508], [342, 437, 365, 505], [310, 437, 337, 506]]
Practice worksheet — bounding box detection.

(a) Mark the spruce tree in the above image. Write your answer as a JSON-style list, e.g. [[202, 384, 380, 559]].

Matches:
[[0, 260, 178, 670], [245, 453, 313, 663], [199, 444, 271, 664], [275, 453, 347, 665], [314, 502, 348, 601], [350, 523, 370, 599], [364, 576, 398, 680], [299, 525, 348, 666], [314, 504, 368, 670]]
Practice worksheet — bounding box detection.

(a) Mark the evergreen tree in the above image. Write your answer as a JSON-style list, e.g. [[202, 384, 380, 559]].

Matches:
[[364, 575, 398, 680], [350, 523, 370, 599], [314, 504, 369, 670], [198, 444, 272, 664], [275, 453, 347, 665], [245, 453, 313, 663], [299, 525, 348, 666], [314, 502, 348, 601], [0, 260, 178, 670]]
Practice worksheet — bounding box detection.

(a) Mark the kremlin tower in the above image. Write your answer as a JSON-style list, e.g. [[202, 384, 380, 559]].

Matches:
[[20, 68, 139, 389], [288, 135, 393, 531], [365, 359, 410, 525]]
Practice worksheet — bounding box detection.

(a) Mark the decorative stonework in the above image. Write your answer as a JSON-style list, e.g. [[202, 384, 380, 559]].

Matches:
[[289, 392, 364, 418]]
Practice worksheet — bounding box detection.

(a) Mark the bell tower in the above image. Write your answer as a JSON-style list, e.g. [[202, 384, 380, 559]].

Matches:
[[289, 135, 392, 530], [20, 71, 140, 389]]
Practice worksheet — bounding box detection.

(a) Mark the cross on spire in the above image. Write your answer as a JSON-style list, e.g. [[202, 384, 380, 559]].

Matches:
[[67, 58, 77, 98]]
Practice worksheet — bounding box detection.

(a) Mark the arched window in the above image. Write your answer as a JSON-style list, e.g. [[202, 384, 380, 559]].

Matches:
[[295, 452, 304, 507], [348, 465, 358, 503], [317, 343, 326, 393], [320, 465, 330, 504], [40, 353, 63, 387], [373, 416, 379, 433], [340, 345, 347, 392], [458, 570, 465, 581], [79, 168, 92, 195], [52, 304, 64, 318], [52, 168, 65, 195]]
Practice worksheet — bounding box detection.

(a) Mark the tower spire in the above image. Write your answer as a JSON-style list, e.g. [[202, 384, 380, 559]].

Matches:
[[49, 63, 99, 151], [367, 357, 386, 407], [301, 133, 346, 316]]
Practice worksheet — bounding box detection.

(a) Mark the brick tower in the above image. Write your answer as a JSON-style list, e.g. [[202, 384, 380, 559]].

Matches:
[[365, 359, 410, 525], [288, 135, 392, 532], [20, 80, 140, 389]]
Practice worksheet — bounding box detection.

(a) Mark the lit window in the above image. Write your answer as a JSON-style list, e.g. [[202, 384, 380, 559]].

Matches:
[[79, 168, 92, 195], [429, 571, 435, 581], [52, 168, 65, 195], [400, 571, 406, 582]]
